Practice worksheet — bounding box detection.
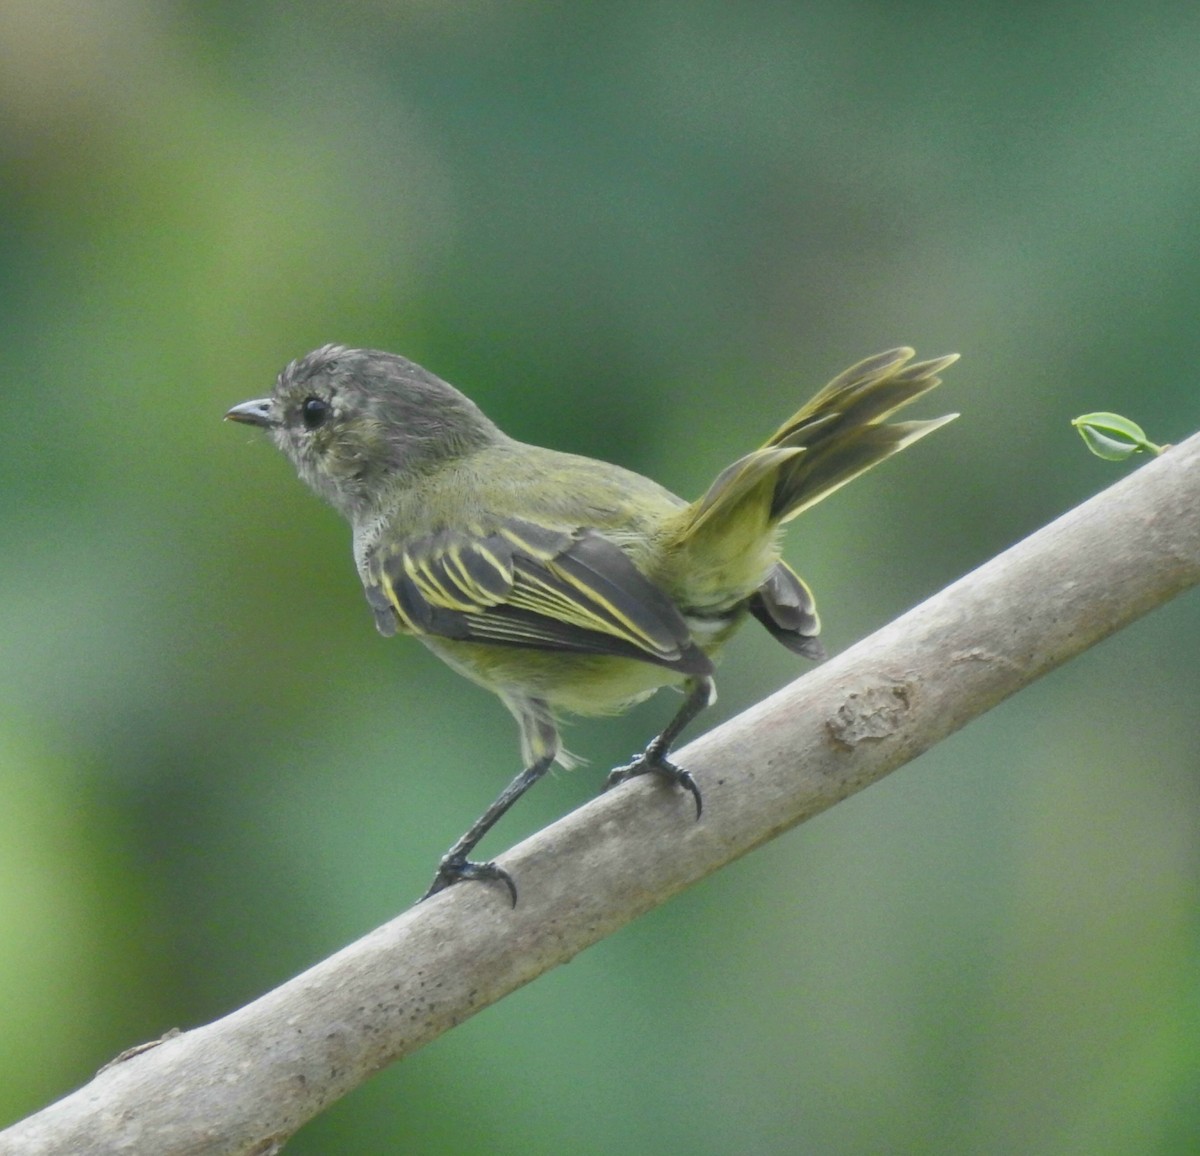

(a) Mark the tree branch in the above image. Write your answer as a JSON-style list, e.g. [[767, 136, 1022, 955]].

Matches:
[[5, 432, 1200, 1156]]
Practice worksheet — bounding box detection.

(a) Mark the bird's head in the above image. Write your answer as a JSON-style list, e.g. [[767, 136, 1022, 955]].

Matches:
[[226, 345, 500, 521]]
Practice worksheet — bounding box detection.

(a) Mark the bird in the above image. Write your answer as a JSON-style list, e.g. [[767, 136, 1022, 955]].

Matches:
[[226, 344, 957, 902]]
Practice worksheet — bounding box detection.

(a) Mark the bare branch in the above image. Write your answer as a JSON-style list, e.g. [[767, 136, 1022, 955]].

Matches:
[[4, 432, 1199, 1156]]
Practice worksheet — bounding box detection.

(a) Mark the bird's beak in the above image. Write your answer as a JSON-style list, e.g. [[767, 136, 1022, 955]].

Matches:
[[224, 398, 277, 428]]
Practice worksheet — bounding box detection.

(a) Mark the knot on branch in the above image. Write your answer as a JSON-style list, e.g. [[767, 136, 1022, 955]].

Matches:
[[826, 676, 914, 750]]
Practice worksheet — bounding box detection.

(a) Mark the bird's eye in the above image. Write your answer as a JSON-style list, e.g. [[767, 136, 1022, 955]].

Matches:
[[301, 396, 330, 431]]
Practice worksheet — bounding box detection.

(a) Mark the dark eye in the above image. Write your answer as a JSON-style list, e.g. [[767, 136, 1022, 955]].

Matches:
[[301, 396, 330, 431]]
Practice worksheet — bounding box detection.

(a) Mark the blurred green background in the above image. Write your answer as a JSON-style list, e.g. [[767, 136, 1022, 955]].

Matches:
[[2, 3, 1198, 1153]]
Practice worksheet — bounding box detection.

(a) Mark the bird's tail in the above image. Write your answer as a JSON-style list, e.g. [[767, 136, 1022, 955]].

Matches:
[[666, 347, 958, 618]]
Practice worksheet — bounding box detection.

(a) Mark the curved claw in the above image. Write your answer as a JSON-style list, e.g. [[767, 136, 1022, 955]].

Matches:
[[604, 749, 703, 820], [422, 855, 519, 906], [675, 768, 703, 820]]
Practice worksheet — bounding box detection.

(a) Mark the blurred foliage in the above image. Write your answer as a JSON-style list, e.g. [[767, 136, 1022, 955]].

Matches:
[[2, 2, 1198, 1153]]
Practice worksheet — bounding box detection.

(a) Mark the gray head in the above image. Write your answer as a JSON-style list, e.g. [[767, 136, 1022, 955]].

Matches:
[[226, 345, 502, 521]]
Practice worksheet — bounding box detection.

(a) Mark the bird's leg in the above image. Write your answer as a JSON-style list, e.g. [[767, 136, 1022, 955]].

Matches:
[[604, 675, 716, 818], [422, 705, 558, 905]]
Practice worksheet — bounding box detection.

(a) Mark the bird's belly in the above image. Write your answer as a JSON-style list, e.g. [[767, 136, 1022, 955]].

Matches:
[[421, 637, 683, 717]]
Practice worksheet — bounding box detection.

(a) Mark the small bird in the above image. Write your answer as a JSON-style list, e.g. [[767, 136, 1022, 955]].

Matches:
[[227, 345, 957, 902]]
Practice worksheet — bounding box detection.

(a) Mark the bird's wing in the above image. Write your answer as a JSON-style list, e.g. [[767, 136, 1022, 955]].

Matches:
[[365, 519, 712, 675]]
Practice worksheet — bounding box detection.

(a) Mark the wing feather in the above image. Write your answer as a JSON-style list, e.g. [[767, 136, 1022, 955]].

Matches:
[[366, 519, 712, 676]]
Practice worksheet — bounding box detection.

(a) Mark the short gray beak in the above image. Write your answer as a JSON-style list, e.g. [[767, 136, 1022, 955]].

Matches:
[[224, 398, 277, 428]]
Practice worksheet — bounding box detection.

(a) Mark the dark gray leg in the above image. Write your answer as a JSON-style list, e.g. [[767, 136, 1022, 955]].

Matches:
[[604, 675, 715, 818], [422, 705, 558, 905]]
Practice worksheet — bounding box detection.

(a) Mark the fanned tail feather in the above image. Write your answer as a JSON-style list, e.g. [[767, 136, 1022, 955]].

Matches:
[[669, 347, 957, 635]]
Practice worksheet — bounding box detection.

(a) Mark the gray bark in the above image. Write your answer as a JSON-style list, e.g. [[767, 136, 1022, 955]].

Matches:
[[4, 433, 1198, 1156]]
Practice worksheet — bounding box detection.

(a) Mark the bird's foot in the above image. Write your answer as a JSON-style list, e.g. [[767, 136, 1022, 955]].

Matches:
[[421, 853, 518, 906], [604, 742, 703, 819]]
